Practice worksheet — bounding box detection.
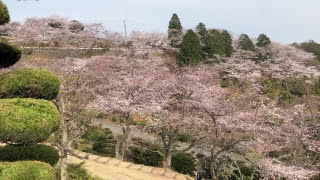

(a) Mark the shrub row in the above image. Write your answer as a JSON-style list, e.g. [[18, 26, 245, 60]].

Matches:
[[0, 144, 59, 166]]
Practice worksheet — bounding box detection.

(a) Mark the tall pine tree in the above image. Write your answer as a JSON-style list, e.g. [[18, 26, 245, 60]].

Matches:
[[178, 30, 203, 66], [168, 13, 183, 47], [221, 30, 233, 57], [238, 34, 255, 51]]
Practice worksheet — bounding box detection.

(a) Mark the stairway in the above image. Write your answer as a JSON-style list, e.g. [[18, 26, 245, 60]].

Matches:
[[68, 151, 194, 180]]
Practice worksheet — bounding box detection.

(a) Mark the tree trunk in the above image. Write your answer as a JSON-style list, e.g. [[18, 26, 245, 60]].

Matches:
[[162, 129, 177, 168], [210, 148, 217, 180], [164, 150, 172, 168], [115, 112, 131, 161], [59, 99, 68, 180]]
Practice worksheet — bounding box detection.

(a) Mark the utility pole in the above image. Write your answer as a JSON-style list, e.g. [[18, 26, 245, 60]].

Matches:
[[123, 20, 127, 40]]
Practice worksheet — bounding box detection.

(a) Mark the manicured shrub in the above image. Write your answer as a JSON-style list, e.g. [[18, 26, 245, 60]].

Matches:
[[0, 0, 10, 25], [0, 98, 60, 144], [171, 153, 196, 175], [0, 161, 56, 180], [0, 41, 21, 68], [0, 144, 59, 166], [238, 34, 255, 51], [0, 68, 60, 100], [256, 34, 271, 47], [178, 30, 203, 66]]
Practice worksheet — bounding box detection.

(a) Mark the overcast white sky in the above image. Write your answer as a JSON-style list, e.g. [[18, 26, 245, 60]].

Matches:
[[3, 0, 320, 44]]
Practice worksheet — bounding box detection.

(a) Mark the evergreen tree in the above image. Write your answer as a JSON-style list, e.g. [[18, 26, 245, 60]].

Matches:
[[0, 0, 10, 25], [203, 29, 225, 58], [221, 30, 233, 57], [168, 13, 183, 47], [0, 1, 21, 68], [238, 34, 255, 51], [196, 22, 208, 38], [256, 34, 271, 47], [168, 13, 182, 30], [178, 30, 203, 66]]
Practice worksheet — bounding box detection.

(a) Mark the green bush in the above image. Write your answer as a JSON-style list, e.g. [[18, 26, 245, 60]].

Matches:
[[0, 161, 56, 180], [256, 34, 271, 47], [177, 133, 191, 142], [138, 121, 147, 127], [131, 147, 164, 167], [0, 68, 60, 100], [75, 126, 116, 157], [128, 138, 164, 167], [67, 162, 101, 180], [0, 98, 60, 144], [178, 30, 203, 66], [0, 0, 10, 25], [171, 153, 196, 175], [309, 174, 320, 180], [314, 77, 320, 96], [0, 144, 59, 166], [0, 41, 21, 68], [238, 34, 255, 51]]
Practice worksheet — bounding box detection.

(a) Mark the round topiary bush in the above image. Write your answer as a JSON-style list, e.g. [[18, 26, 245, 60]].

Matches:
[[0, 68, 60, 100], [0, 161, 56, 180], [0, 41, 21, 68], [0, 0, 10, 25], [0, 144, 59, 166], [0, 98, 60, 144], [171, 152, 196, 175]]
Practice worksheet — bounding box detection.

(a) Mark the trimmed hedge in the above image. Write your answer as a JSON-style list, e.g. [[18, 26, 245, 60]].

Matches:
[[0, 68, 60, 100], [0, 41, 21, 68], [0, 98, 60, 144], [0, 144, 59, 166], [0, 161, 56, 180]]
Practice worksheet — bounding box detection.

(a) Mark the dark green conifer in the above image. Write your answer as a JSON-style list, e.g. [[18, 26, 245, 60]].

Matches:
[[238, 34, 255, 51], [256, 34, 271, 47], [178, 30, 203, 66]]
